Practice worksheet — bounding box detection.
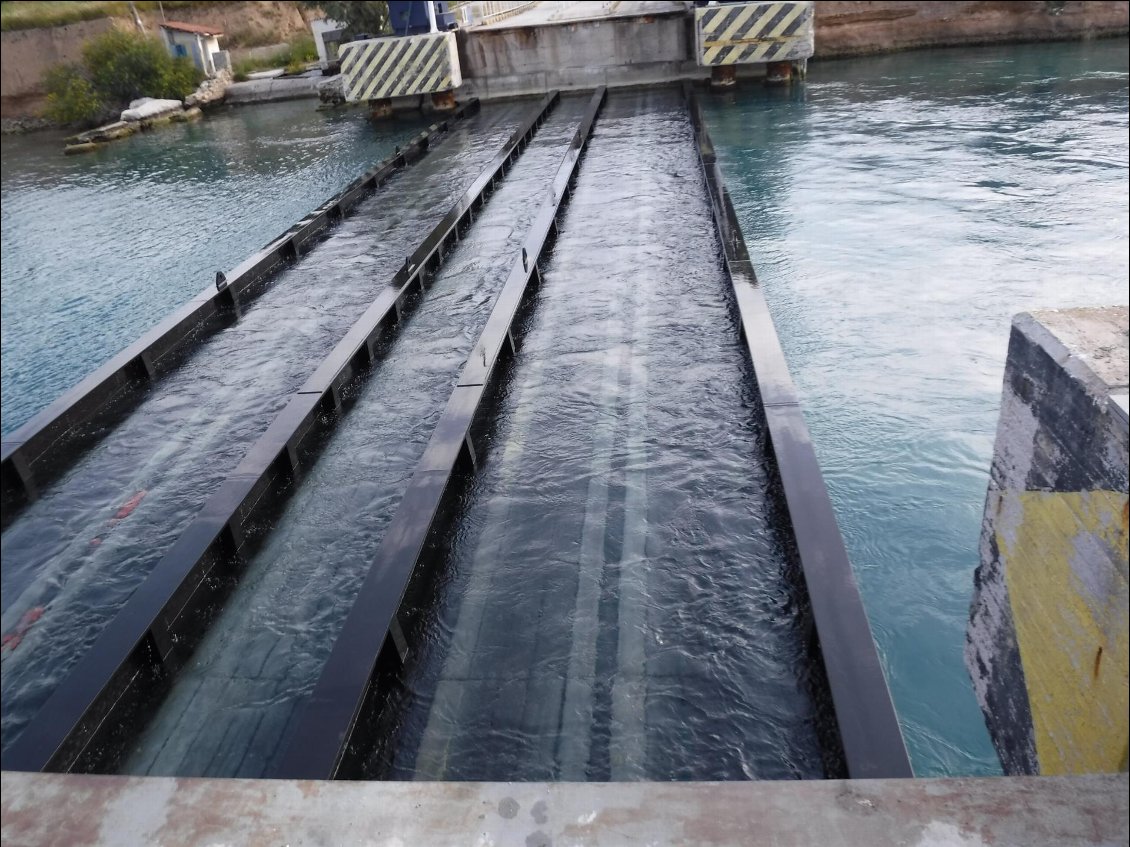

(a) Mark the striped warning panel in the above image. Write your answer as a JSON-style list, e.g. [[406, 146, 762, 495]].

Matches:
[[340, 32, 462, 102], [694, 1, 814, 67]]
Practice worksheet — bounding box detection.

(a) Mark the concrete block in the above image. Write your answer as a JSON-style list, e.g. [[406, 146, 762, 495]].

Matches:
[[966, 307, 1129, 775]]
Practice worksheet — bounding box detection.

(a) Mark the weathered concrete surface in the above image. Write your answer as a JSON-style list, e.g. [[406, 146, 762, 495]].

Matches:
[[457, 6, 705, 99], [967, 307, 1129, 776], [814, 1, 1129, 59], [2, 771, 1127, 846], [225, 73, 323, 105], [472, 0, 688, 28]]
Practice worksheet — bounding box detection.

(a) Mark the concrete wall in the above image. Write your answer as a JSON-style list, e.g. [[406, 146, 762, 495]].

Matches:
[[0, 18, 118, 117], [966, 307, 1129, 776], [457, 10, 703, 99], [814, 1, 1129, 59]]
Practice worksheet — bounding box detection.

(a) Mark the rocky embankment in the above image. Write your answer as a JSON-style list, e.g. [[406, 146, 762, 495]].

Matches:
[[63, 70, 231, 154]]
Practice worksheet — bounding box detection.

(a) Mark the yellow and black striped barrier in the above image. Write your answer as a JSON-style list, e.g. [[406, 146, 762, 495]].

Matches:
[[340, 32, 461, 102], [694, 1, 814, 67]]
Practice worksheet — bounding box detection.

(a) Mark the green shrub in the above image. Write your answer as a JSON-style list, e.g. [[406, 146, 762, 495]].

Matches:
[[159, 55, 204, 98], [233, 33, 319, 78], [42, 28, 204, 126], [43, 62, 105, 125], [82, 28, 201, 104], [289, 33, 317, 63]]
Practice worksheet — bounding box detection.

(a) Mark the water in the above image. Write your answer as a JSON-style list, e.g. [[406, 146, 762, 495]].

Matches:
[[0, 99, 532, 753], [369, 89, 826, 782], [118, 96, 595, 778], [0, 101, 430, 437], [703, 39, 1129, 776], [4, 40, 1125, 781]]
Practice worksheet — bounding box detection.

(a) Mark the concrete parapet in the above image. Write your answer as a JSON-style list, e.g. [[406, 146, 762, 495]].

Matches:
[[966, 307, 1129, 775], [2, 771, 1127, 845], [457, 9, 706, 99]]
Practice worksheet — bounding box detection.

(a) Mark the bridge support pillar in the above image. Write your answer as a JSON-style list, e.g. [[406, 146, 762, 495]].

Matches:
[[710, 65, 737, 90], [431, 90, 456, 112], [766, 61, 793, 85]]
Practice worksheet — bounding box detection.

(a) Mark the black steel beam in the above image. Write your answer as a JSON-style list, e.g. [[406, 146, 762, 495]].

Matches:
[[684, 83, 913, 779], [0, 101, 481, 529], [271, 87, 609, 781], [0, 92, 561, 775]]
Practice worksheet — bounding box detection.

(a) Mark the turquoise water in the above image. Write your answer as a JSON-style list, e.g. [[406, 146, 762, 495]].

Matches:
[[3, 39, 1126, 780], [704, 39, 1129, 776], [1, 101, 427, 436]]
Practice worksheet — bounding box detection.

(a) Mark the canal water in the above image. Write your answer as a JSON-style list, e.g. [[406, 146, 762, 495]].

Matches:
[[119, 96, 596, 778], [370, 87, 827, 782], [2, 39, 1127, 778], [0, 101, 430, 437], [0, 99, 531, 753], [703, 38, 1129, 776]]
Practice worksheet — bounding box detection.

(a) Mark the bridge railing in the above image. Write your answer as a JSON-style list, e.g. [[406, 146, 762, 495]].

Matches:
[[455, 0, 540, 27]]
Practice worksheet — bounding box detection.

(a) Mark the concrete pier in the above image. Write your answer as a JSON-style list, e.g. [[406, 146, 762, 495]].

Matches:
[[966, 307, 1129, 776]]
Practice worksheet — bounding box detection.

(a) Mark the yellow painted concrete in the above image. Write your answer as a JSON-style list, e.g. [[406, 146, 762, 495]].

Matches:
[[1001, 490, 1129, 775]]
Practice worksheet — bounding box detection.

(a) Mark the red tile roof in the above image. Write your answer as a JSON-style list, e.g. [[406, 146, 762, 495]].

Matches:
[[160, 20, 223, 36]]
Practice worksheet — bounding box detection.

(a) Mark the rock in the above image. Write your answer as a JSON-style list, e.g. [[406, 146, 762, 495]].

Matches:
[[318, 74, 345, 106], [140, 113, 175, 130], [100, 123, 138, 140], [74, 121, 138, 143], [185, 70, 232, 110], [121, 98, 183, 122]]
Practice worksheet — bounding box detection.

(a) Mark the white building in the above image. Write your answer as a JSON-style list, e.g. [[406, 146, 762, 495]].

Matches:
[[160, 21, 225, 77]]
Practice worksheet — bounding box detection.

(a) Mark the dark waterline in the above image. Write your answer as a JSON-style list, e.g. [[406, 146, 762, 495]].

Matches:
[[703, 38, 1129, 776]]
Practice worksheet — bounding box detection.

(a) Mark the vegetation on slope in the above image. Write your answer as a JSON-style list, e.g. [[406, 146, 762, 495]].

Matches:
[[0, 1, 216, 31]]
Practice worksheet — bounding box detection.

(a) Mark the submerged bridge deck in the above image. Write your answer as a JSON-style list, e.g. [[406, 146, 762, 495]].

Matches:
[[1, 87, 908, 783]]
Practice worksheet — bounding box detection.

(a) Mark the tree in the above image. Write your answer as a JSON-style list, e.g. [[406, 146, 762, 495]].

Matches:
[[300, 1, 390, 37]]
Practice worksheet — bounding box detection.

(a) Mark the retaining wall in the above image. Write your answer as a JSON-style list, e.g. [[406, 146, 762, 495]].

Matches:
[[814, 1, 1129, 59]]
